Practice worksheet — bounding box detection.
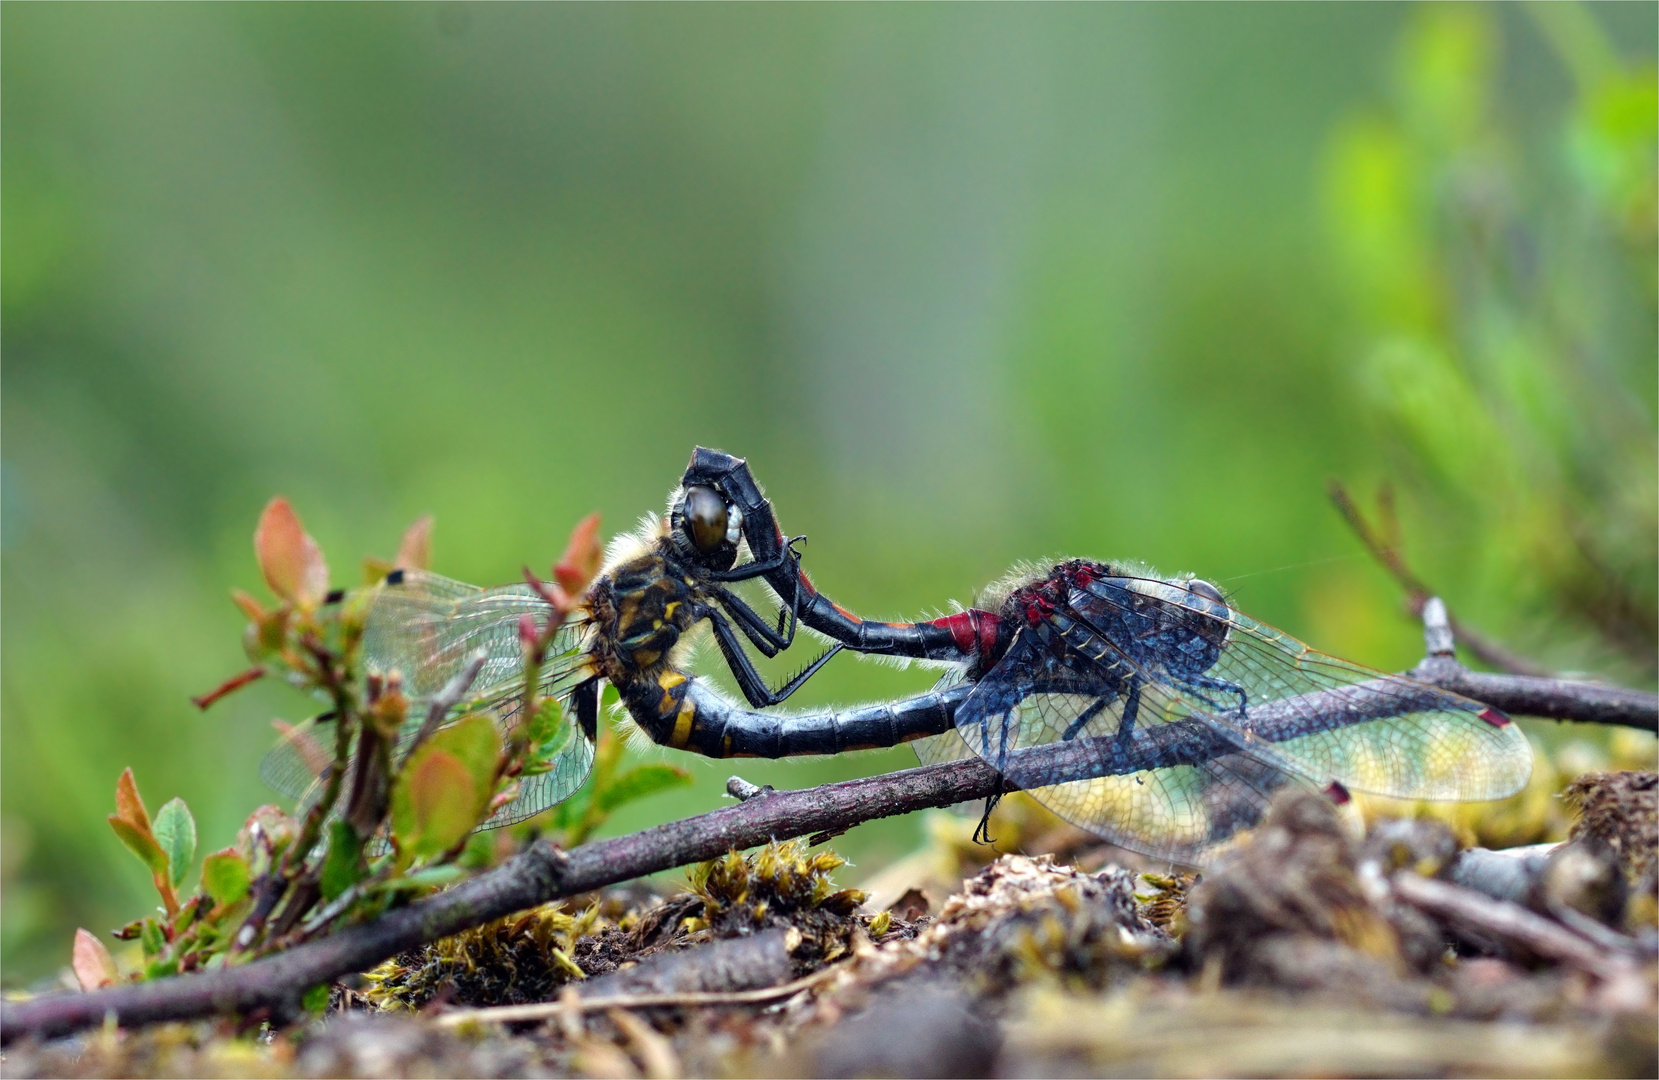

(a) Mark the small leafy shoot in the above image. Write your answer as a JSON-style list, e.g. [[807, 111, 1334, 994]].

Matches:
[[254, 497, 329, 609], [72, 929, 118, 991], [153, 798, 197, 890]]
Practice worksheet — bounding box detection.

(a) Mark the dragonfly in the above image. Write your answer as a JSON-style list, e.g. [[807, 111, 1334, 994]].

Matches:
[[262, 449, 933, 827], [685, 449, 1536, 863], [265, 449, 1533, 865]]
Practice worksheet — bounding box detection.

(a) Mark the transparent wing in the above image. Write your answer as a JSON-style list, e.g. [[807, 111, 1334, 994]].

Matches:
[[365, 570, 591, 703], [911, 666, 977, 767], [945, 631, 1306, 864], [258, 570, 599, 831], [1066, 575, 1533, 802]]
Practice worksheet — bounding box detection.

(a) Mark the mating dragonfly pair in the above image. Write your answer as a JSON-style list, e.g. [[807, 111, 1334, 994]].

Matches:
[[264, 448, 1531, 865]]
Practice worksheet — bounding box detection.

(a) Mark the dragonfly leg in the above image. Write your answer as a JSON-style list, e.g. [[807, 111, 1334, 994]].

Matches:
[[704, 535, 806, 584], [1176, 672, 1249, 722], [707, 581, 797, 656], [1116, 680, 1143, 743], [700, 603, 844, 708], [972, 793, 1002, 845], [1061, 693, 1114, 743]]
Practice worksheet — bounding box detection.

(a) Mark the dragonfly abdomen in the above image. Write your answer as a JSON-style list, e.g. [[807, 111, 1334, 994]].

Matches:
[[614, 665, 964, 759]]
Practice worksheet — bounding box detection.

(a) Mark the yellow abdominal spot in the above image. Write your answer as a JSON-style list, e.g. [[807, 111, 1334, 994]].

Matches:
[[655, 670, 688, 714], [669, 697, 696, 749]]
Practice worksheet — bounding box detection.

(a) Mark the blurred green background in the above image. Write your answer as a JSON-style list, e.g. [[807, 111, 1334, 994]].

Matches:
[[4, 3, 1654, 985]]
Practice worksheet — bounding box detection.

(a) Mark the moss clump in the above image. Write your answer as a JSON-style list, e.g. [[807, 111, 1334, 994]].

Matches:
[[363, 902, 600, 1010], [686, 840, 869, 970], [1137, 872, 1198, 939]]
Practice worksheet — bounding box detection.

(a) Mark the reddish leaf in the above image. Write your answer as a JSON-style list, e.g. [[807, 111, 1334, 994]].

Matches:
[[394, 514, 433, 571], [391, 750, 477, 859], [113, 767, 153, 834], [230, 588, 269, 623], [553, 513, 603, 599], [71, 929, 118, 991], [108, 816, 169, 877], [254, 497, 329, 608]]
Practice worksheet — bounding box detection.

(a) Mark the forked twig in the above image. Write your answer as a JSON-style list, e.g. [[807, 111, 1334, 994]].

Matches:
[[1328, 482, 1548, 677], [1390, 872, 1634, 982]]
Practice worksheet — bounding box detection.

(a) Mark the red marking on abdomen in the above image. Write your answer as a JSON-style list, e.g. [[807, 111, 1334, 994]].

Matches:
[[1476, 707, 1511, 728], [1323, 780, 1351, 805], [930, 610, 1000, 657]]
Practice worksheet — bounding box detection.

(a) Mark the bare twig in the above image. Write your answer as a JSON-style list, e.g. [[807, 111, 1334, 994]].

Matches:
[[435, 963, 843, 1027], [1328, 482, 1549, 676], [1389, 872, 1634, 982], [1409, 655, 1656, 730], [402, 650, 489, 765], [726, 776, 774, 802]]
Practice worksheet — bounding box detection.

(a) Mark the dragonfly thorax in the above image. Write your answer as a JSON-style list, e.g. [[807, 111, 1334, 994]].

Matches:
[[585, 550, 705, 685]]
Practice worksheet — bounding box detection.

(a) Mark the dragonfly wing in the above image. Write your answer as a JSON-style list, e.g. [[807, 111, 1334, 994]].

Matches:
[[483, 731, 597, 828], [912, 667, 977, 766], [258, 570, 597, 829], [1016, 693, 1303, 865], [365, 570, 591, 704], [260, 715, 339, 810], [1068, 576, 1533, 802], [949, 631, 1307, 864]]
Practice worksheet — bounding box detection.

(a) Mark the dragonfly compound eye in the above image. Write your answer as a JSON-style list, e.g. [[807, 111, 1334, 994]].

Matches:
[[1184, 578, 1232, 645], [682, 485, 730, 553]]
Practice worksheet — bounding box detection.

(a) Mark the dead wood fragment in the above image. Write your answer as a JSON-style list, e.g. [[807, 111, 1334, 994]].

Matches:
[[577, 927, 793, 1001], [1187, 790, 1443, 986]]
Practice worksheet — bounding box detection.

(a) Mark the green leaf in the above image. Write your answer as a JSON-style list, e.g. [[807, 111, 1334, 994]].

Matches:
[[595, 763, 693, 814], [144, 957, 179, 980], [109, 816, 170, 877], [426, 713, 500, 799], [153, 798, 197, 890], [301, 983, 331, 1014], [320, 821, 366, 901], [522, 696, 578, 777], [391, 749, 478, 859], [526, 694, 564, 746], [200, 848, 251, 908], [379, 864, 467, 893], [139, 918, 166, 958]]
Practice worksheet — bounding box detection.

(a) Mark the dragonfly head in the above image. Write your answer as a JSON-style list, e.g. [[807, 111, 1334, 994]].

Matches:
[[676, 446, 794, 572], [670, 482, 744, 571], [1178, 577, 1233, 650]]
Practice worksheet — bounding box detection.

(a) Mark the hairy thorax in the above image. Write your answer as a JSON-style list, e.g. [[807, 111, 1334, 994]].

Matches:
[[585, 551, 702, 686]]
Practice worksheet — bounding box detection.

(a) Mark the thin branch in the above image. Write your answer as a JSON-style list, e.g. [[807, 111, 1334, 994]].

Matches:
[[1328, 481, 1549, 676], [434, 964, 843, 1028], [0, 753, 1009, 1044], [1410, 597, 1654, 730]]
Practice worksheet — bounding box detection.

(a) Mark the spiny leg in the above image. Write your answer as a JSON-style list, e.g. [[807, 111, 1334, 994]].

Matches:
[[700, 603, 844, 708]]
